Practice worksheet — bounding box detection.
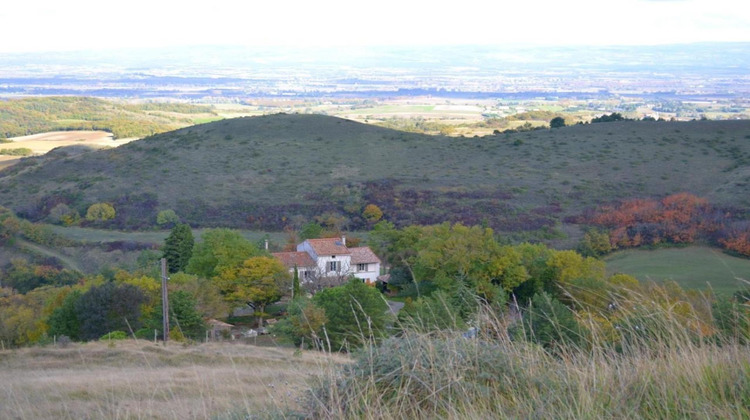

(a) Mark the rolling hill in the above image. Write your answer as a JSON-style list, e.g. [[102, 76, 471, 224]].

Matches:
[[0, 114, 749, 233]]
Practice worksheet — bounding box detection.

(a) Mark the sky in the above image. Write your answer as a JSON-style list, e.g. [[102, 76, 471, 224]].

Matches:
[[1, 0, 748, 53]]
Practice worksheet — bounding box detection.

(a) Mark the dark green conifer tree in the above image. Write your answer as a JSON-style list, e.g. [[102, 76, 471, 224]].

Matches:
[[163, 223, 194, 273]]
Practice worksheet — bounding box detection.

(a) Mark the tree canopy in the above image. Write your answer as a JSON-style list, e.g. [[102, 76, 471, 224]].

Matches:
[[550, 116, 566, 128], [186, 228, 260, 278], [313, 279, 390, 350], [216, 256, 290, 324]]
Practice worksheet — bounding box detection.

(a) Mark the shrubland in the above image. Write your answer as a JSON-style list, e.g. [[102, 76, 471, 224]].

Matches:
[[1, 115, 748, 237]]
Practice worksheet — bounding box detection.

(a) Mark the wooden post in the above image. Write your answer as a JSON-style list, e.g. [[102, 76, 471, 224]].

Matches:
[[161, 258, 169, 344]]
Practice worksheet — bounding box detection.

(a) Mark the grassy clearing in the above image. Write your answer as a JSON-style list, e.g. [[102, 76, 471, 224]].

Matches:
[[0, 340, 349, 419], [192, 116, 225, 124], [604, 246, 750, 295]]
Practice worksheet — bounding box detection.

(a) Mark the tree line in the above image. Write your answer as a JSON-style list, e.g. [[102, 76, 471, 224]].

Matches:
[[2, 219, 748, 352], [578, 192, 750, 257]]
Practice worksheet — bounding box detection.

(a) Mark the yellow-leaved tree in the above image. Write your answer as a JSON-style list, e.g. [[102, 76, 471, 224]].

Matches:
[[216, 256, 290, 327], [85, 203, 115, 222]]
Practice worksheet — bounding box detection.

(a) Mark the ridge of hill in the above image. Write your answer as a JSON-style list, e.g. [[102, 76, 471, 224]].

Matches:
[[0, 114, 749, 233]]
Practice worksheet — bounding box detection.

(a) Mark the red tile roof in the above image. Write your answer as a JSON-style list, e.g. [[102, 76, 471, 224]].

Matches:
[[305, 238, 350, 256], [350, 247, 381, 264], [272, 251, 316, 268]]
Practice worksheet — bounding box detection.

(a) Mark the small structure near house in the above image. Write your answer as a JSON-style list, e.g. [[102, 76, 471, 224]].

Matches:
[[272, 236, 382, 286], [207, 319, 234, 341]]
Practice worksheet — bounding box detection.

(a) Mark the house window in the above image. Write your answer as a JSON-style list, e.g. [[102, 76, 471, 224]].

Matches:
[[357, 263, 368, 272], [303, 270, 313, 279], [328, 261, 339, 272]]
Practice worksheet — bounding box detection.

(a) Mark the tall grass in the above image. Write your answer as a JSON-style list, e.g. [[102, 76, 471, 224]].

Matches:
[[0, 340, 349, 419], [2, 289, 747, 419], [301, 290, 750, 419]]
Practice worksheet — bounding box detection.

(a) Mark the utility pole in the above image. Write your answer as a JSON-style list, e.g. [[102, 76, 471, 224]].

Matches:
[[161, 258, 169, 344]]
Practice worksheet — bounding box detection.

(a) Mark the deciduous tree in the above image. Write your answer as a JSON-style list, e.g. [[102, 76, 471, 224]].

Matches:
[[362, 204, 383, 223], [216, 256, 290, 326], [313, 279, 389, 350], [186, 228, 259, 278], [75, 282, 145, 341], [85, 203, 115, 222], [550, 116, 566, 128]]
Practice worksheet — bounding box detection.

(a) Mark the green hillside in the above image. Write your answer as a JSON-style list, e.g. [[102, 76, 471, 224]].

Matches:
[[0, 114, 749, 232]]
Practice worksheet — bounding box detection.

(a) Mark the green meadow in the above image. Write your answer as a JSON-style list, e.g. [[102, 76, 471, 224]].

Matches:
[[605, 246, 750, 295]]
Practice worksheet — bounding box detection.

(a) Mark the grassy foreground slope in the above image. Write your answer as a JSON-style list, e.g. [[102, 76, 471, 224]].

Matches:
[[0, 340, 348, 419], [0, 114, 749, 231], [3, 318, 748, 419]]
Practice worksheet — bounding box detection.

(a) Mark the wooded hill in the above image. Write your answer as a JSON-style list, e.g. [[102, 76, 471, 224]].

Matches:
[[0, 114, 748, 233], [0, 96, 215, 139]]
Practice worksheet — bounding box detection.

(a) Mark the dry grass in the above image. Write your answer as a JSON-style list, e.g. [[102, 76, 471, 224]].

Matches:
[[304, 295, 750, 419], [0, 131, 136, 170], [1, 288, 749, 419], [0, 340, 349, 419], [8, 130, 136, 153]]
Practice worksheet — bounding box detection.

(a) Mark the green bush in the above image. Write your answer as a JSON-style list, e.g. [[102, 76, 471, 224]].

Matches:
[[99, 331, 128, 341], [313, 279, 390, 351], [156, 209, 180, 226]]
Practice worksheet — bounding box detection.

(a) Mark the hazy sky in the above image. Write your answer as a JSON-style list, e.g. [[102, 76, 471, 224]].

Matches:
[[1, 0, 748, 53]]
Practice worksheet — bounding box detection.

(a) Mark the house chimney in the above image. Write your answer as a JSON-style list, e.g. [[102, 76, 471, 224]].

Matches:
[[264, 239, 269, 251], [341, 235, 346, 246]]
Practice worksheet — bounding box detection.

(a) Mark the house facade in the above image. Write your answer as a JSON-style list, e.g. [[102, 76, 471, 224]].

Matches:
[[272, 236, 381, 284]]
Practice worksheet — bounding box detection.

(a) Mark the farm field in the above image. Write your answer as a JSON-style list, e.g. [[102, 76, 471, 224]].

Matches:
[[0, 340, 348, 419], [604, 246, 750, 295]]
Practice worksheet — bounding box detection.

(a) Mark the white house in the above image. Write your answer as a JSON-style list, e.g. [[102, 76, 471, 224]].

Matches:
[[272, 236, 382, 284]]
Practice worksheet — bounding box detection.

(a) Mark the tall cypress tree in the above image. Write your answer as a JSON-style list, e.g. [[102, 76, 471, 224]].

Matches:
[[163, 223, 194, 273], [293, 265, 301, 300]]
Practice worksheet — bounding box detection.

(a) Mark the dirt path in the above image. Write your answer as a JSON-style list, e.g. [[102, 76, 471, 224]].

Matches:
[[15, 238, 82, 273]]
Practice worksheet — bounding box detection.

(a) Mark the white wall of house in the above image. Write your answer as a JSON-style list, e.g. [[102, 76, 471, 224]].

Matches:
[[315, 255, 352, 277], [352, 261, 381, 283]]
